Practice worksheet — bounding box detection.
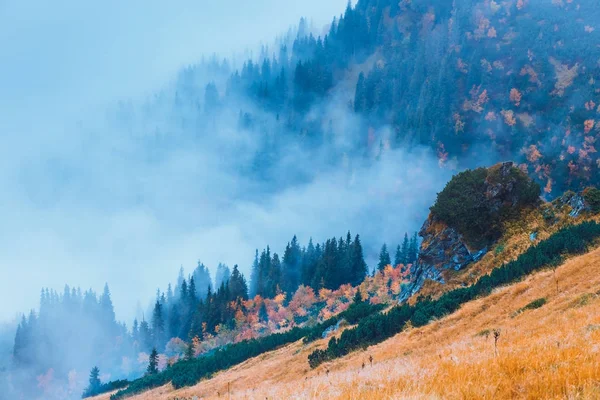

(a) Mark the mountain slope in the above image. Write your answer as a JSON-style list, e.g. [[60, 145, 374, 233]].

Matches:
[[94, 242, 600, 399]]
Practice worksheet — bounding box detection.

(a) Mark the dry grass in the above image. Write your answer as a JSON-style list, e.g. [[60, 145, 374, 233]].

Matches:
[[97, 244, 600, 400]]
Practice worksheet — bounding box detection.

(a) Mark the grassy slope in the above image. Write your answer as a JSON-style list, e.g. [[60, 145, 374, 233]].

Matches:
[[416, 205, 600, 301], [96, 243, 600, 400]]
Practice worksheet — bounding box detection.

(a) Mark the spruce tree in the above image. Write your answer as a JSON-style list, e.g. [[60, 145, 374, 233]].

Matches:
[[168, 305, 181, 340], [139, 320, 152, 352], [132, 319, 139, 343], [147, 348, 159, 375], [350, 235, 368, 285], [249, 250, 260, 297], [100, 283, 116, 326], [301, 238, 317, 286], [185, 341, 195, 361], [193, 262, 212, 299], [400, 233, 409, 265], [151, 301, 165, 348], [394, 244, 402, 267], [84, 366, 102, 397], [229, 265, 249, 300], [377, 244, 391, 272], [188, 276, 197, 305], [215, 263, 231, 288], [282, 235, 302, 294], [353, 288, 363, 304], [407, 232, 419, 264], [269, 253, 282, 297]]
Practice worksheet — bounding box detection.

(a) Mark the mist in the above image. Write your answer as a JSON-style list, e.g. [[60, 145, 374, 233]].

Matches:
[[0, 0, 447, 328]]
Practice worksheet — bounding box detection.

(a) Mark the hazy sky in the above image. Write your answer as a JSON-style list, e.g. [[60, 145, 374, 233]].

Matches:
[[0, 0, 447, 324]]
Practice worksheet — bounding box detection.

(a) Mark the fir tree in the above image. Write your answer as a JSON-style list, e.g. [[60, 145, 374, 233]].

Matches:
[[185, 341, 195, 361], [407, 232, 419, 264], [400, 233, 409, 265], [377, 244, 391, 272], [147, 348, 159, 375], [139, 320, 152, 352], [83, 366, 102, 397], [100, 283, 116, 326], [394, 244, 402, 267], [151, 301, 165, 348], [132, 319, 139, 344], [215, 263, 231, 288], [249, 250, 260, 297], [229, 265, 249, 300], [282, 235, 302, 294], [350, 235, 368, 285], [353, 288, 364, 304]]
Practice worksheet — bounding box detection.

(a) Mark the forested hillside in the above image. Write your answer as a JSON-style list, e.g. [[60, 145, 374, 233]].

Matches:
[[7, 229, 418, 399], [114, 0, 600, 195], [5, 0, 600, 398]]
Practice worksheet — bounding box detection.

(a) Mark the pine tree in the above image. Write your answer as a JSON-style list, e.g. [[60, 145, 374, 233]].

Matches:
[[176, 266, 185, 293], [215, 263, 231, 288], [394, 245, 402, 267], [139, 320, 152, 352], [179, 279, 188, 300], [249, 250, 260, 297], [151, 301, 165, 349], [185, 341, 195, 361], [188, 276, 197, 305], [168, 305, 181, 340], [282, 235, 302, 294], [350, 235, 368, 285], [100, 283, 116, 326], [147, 348, 159, 375], [354, 72, 366, 112], [229, 265, 249, 300], [400, 233, 409, 265], [166, 283, 174, 305], [407, 232, 419, 264], [84, 366, 102, 397], [193, 262, 212, 299], [377, 244, 391, 272], [353, 288, 364, 304], [269, 253, 282, 297], [132, 319, 139, 344], [301, 238, 317, 286]]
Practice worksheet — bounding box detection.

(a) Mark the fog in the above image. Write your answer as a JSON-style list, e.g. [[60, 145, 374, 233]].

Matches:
[[0, 0, 448, 333]]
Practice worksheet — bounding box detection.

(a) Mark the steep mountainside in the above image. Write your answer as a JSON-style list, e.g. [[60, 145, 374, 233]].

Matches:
[[115, 0, 600, 196], [84, 163, 600, 399], [93, 239, 600, 400]]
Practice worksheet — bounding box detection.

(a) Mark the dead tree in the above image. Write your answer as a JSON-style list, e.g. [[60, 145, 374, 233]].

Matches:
[[493, 329, 501, 357]]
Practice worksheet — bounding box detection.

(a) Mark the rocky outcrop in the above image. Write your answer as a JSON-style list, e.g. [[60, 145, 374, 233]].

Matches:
[[557, 191, 589, 217], [399, 162, 537, 302], [399, 215, 486, 302]]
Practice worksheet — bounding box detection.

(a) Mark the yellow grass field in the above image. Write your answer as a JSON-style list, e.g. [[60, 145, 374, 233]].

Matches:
[[97, 245, 600, 400]]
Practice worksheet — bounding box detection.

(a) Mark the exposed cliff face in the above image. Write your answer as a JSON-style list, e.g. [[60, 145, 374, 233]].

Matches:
[[399, 215, 487, 302], [400, 162, 539, 302]]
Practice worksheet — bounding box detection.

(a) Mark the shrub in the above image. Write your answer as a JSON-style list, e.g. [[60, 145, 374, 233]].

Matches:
[[110, 294, 384, 399], [512, 297, 546, 317], [308, 221, 600, 368], [430, 168, 493, 246], [583, 187, 600, 213], [429, 166, 540, 247]]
